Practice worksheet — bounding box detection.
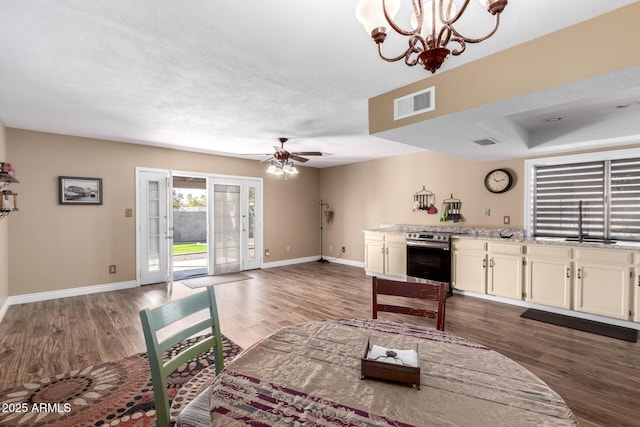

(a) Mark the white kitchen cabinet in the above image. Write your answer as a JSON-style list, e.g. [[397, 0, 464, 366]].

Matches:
[[384, 234, 407, 278], [364, 232, 406, 278], [525, 245, 573, 309], [574, 248, 632, 320], [487, 243, 523, 300], [364, 233, 385, 275], [451, 239, 486, 293]]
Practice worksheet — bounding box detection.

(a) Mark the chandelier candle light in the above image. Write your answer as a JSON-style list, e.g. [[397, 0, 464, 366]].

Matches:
[[356, 0, 507, 73]]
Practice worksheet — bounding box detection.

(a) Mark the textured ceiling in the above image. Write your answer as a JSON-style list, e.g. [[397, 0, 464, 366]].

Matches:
[[0, 1, 638, 167]]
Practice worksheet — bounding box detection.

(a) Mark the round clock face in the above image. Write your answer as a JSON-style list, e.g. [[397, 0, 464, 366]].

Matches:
[[484, 169, 513, 193]]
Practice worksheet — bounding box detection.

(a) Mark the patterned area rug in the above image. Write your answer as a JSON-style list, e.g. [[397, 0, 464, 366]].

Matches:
[[0, 335, 243, 426]]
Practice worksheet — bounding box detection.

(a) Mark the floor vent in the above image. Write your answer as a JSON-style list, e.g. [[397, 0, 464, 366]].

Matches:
[[472, 137, 500, 146], [394, 87, 435, 120]]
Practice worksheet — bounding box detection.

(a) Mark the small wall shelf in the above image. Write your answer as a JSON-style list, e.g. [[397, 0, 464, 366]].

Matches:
[[0, 162, 19, 219]]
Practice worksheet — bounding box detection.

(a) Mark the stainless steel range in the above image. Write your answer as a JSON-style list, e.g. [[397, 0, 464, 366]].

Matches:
[[405, 231, 453, 284]]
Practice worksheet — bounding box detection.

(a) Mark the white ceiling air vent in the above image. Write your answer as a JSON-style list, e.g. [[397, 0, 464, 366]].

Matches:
[[394, 86, 435, 120], [472, 137, 500, 146]]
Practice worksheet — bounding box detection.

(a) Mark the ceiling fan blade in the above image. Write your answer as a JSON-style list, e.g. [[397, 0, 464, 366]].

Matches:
[[290, 155, 310, 163], [291, 151, 324, 156]]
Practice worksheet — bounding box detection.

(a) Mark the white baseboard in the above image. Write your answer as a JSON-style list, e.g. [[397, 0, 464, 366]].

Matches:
[[262, 255, 364, 269], [261, 256, 321, 269], [323, 257, 365, 268], [453, 289, 640, 330], [7, 280, 139, 306], [0, 297, 9, 324]]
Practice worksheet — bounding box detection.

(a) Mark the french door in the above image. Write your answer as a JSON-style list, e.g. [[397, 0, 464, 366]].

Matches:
[[137, 169, 173, 285], [136, 168, 262, 285], [208, 177, 262, 273]]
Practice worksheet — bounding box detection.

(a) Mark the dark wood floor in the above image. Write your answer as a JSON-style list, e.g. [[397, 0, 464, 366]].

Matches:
[[0, 262, 638, 426]]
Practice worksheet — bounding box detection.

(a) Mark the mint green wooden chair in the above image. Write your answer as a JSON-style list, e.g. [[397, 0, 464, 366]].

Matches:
[[139, 287, 225, 427]]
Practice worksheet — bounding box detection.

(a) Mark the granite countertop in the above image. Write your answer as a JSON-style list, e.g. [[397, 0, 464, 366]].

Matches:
[[365, 224, 640, 251], [455, 234, 640, 251]]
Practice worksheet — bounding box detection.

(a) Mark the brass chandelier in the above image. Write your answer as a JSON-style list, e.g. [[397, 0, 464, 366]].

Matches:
[[356, 0, 508, 73]]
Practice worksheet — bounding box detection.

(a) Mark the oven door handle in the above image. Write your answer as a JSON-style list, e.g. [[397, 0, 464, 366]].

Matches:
[[406, 241, 450, 250]]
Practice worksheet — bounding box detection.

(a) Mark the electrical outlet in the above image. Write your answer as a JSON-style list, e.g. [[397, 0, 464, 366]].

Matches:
[[503, 216, 511, 225], [265, 249, 270, 257], [483, 208, 490, 216], [109, 265, 116, 274], [341, 246, 346, 253]]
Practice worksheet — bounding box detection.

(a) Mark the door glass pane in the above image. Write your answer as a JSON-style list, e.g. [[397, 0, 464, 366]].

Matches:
[[147, 181, 161, 273], [214, 184, 241, 273]]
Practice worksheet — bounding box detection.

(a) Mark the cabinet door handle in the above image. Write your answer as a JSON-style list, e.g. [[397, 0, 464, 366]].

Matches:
[[381, 247, 385, 254], [482, 259, 486, 269], [566, 267, 570, 278], [489, 258, 494, 268], [385, 247, 389, 254], [577, 268, 582, 279]]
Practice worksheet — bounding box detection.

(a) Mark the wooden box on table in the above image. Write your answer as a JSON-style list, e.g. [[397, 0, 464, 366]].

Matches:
[[360, 338, 420, 389]]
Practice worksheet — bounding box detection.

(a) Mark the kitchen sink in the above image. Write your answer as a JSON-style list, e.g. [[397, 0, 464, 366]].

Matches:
[[564, 237, 617, 244]]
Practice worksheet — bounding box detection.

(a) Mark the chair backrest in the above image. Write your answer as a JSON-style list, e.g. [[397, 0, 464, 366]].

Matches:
[[372, 277, 447, 331], [139, 287, 224, 427]]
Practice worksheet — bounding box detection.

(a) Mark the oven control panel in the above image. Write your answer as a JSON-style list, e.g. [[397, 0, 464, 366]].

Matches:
[[406, 233, 450, 242]]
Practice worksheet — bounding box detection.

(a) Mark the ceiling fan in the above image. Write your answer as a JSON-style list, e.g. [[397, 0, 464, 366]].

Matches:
[[265, 137, 327, 164], [249, 137, 330, 176]]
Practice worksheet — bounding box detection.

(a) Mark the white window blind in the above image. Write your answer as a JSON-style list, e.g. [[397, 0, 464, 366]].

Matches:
[[610, 158, 640, 240], [533, 161, 604, 238], [532, 157, 640, 242]]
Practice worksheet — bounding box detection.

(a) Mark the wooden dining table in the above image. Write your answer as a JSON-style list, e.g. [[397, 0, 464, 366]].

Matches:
[[209, 318, 578, 426]]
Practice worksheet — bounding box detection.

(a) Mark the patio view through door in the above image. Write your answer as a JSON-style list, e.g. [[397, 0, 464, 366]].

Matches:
[[172, 175, 208, 280], [137, 168, 262, 285]]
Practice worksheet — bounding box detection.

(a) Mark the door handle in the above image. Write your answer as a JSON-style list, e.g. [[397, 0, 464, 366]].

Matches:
[[577, 268, 582, 279], [482, 259, 486, 268], [489, 258, 494, 268], [566, 267, 570, 278]]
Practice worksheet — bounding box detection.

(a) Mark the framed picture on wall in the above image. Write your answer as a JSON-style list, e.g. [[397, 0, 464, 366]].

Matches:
[[59, 176, 103, 205]]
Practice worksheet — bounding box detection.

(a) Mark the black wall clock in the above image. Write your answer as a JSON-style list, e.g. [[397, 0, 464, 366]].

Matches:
[[484, 169, 513, 194]]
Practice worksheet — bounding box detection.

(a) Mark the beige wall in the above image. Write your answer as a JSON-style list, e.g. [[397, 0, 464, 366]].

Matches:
[[7, 129, 320, 296], [320, 144, 640, 264], [0, 120, 7, 308], [320, 151, 524, 262]]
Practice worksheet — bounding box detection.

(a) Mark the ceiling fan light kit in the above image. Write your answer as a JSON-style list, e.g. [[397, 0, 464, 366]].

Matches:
[[356, 0, 507, 73]]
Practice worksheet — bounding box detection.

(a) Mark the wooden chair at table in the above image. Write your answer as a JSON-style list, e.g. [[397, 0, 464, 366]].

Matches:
[[139, 286, 225, 427], [372, 276, 447, 331]]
